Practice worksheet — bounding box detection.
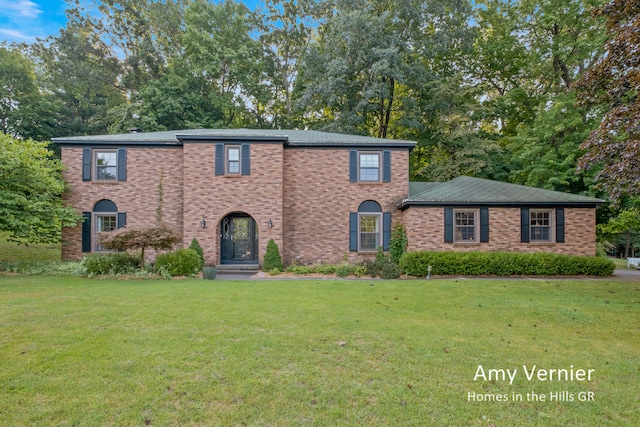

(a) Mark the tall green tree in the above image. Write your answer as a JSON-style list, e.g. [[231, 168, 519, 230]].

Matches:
[[297, 0, 476, 138], [183, 0, 268, 127], [0, 46, 57, 140], [0, 133, 80, 243], [575, 0, 640, 201], [257, 0, 314, 128], [470, 0, 605, 192], [33, 20, 124, 136]]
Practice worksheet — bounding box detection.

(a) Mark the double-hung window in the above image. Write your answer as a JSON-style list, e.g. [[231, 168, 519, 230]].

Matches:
[[454, 210, 478, 242], [95, 214, 117, 251], [350, 200, 391, 252], [359, 213, 381, 251], [530, 210, 552, 242], [226, 146, 241, 175], [95, 151, 117, 181], [359, 152, 381, 182], [83, 148, 126, 182]]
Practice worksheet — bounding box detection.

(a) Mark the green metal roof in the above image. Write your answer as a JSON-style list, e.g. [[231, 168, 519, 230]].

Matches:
[[401, 176, 606, 208], [52, 128, 417, 149]]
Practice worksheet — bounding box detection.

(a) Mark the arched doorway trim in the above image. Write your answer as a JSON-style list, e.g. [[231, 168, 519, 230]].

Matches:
[[219, 212, 259, 264]]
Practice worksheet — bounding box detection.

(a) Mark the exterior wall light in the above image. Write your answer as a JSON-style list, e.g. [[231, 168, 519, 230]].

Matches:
[[267, 219, 273, 228], [200, 218, 206, 228]]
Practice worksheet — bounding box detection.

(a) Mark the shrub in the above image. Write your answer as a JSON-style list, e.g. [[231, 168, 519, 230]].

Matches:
[[263, 239, 284, 272], [381, 261, 401, 279], [399, 251, 615, 277], [82, 252, 140, 276], [189, 238, 205, 266], [155, 248, 203, 277], [335, 264, 352, 277]]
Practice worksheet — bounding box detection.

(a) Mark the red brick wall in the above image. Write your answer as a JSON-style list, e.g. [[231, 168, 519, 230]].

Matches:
[[401, 206, 597, 256], [181, 142, 284, 266], [61, 147, 184, 260], [282, 148, 409, 265]]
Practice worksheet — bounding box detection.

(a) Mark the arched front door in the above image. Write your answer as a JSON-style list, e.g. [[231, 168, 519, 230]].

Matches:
[[220, 213, 259, 264]]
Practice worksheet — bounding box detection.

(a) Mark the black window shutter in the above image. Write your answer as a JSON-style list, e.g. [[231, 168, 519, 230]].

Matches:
[[215, 144, 224, 175], [241, 144, 250, 175], [444, 208, 453, 243], [349, 150, 357, 182], [82, 148, 91, 181], [480, 208, 489, 243], [117, 212, 127, 229], [82, 212, 91, 252], [383, 150, 391, 182], [117, 148, 127, 181], [349, 212, 358, 251], [556, 208, 565, 243], [382, 212, 392, 250], [521, 208, 530, 243]]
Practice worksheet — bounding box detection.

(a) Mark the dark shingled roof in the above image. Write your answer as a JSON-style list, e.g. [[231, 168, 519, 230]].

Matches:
[[53, 128, 417, 148], [401, 176, 605, 208]]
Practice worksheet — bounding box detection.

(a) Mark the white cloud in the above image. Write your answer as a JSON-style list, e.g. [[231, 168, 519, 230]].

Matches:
[[0, 27, 34, 41], [0, 0, 42, 19]]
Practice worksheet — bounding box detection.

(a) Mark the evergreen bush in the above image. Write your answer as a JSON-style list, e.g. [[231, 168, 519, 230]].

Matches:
[[263, 239, 284, 272], [189, 238, 205, 266]]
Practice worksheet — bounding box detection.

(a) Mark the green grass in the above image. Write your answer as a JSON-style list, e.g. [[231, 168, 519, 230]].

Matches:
[[0, 233, 61, 262], [1, 276, 638, 426]]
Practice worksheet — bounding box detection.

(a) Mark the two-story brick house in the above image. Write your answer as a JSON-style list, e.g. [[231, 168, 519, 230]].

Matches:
[[54, 129, 604, 267]]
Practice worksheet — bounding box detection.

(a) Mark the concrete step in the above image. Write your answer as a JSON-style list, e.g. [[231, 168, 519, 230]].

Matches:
[[216, 265, 260, 275]]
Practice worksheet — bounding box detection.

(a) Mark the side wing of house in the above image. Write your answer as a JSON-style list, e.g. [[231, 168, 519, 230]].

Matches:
[[399, 177, 605, 257]]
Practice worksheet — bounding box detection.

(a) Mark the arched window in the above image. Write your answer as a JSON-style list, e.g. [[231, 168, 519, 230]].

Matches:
[[82, 200, 126, 252], [349, 201, 391, 253]]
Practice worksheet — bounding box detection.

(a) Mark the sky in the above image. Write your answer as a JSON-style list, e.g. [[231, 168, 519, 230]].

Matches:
[[0, 0, 262, 46], [0, 0, 68, 44]]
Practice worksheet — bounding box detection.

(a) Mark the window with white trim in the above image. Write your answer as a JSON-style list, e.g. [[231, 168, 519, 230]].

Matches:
[[359, 213, 382, 251], [95, 151, 117, 181], [226, 146, 241, 175], [95, 214, 117, 251], [454, 209, 478, 242], [359, 152, 381, 182], [530, 209, 552, 242]]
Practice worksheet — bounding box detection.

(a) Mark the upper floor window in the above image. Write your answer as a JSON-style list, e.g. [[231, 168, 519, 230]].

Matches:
[[95, 151, 117, 181], [349, 150, 391, 183], [530, 210, 552, 242], [359, 153, 380, 182], [216, 143, 250, 176], [226, 146, 241, 174], [82, 148, 126, 182]]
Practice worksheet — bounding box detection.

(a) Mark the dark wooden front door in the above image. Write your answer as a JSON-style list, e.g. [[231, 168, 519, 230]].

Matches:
[[220, 213, 258, 264]]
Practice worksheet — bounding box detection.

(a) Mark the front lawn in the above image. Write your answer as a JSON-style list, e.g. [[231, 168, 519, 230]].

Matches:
[[0, 233, 60, 262], [0, 276, 638, 426]]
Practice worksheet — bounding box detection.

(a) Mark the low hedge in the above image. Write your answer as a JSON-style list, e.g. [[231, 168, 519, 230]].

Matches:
[[399, 251, 615, 277]]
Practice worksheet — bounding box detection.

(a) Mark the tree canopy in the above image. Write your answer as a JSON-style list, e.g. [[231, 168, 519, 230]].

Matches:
[[0, 133, 81, 243], [575, 0, 640, 201], [0, 0, 634, 205]]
